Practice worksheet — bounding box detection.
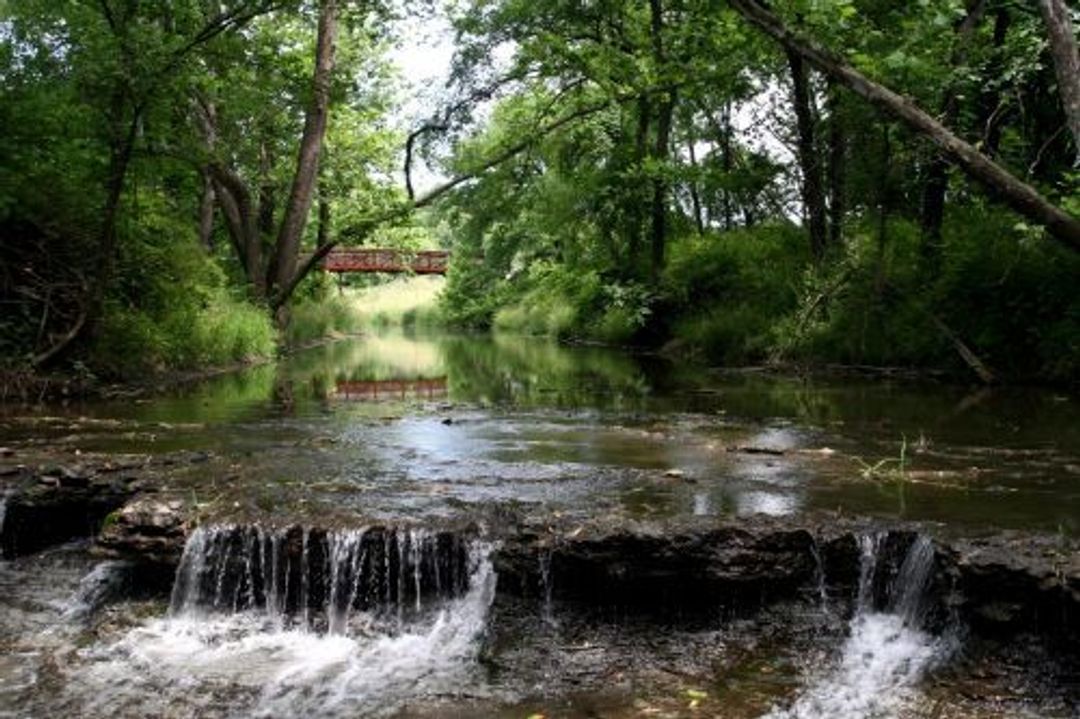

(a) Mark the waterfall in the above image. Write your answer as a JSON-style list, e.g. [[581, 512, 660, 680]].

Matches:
[[0, 490, 9, 541], [766, 533, 950, 718], [78, 526, 496, 718], [538, 548, 556, 627], [808, 538, 828, 607], [63, 561, 132, 621], [169, 524, 472, 635]]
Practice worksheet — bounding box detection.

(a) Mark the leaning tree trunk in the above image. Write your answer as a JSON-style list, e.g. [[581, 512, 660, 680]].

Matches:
[[270, 0, 338, 312], [787, 48, 829, 261], [1037, 0, 1080, 164], [727, 0, 1080, 252]]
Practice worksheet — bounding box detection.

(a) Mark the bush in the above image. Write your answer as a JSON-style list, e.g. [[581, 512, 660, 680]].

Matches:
[[663, 224, 807, 363], [777, 207, 1080, 380], [90, 191, 276, 378]]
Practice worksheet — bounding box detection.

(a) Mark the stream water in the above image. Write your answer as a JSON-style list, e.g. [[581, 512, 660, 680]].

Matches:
[[1, 331, 1078, 717]]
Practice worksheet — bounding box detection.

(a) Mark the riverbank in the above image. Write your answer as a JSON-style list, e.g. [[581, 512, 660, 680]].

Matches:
[[0, 331, 364, 405]]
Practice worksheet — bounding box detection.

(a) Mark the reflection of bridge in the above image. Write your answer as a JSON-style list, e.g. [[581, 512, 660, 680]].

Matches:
[[334, 377, 448, 401], [320, 249, 449, 274]]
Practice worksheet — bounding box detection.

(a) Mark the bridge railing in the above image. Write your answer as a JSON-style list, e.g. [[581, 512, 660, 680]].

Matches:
[[314, 248, 450, 274]]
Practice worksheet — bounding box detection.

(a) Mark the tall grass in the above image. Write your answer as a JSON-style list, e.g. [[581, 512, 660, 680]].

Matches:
[[285, 293, 366, 346], [95, 290, 276, 378], [350, 276, 444, 330]]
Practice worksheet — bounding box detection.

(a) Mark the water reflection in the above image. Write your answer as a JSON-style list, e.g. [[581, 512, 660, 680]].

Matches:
[[1, 331, 1078, 533]]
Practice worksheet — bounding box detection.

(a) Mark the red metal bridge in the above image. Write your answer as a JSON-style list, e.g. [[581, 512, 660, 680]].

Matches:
[[334, 377, 448, 401], [319, 248, 450, 275]]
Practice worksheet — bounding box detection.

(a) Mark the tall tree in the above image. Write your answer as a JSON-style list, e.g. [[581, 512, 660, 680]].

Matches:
[[1037, 0, 1080, 164], [726, 0, 1080, 251], [787, 48, 829, 261], [270, 0, 338, 313]]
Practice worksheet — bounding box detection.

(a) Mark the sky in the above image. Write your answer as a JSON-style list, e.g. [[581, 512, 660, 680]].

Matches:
[[389, 9, 457, 193]]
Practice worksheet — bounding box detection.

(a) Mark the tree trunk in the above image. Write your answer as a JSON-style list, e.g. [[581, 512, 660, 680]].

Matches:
[[316, 196, 331, 249], [787, 48, 829, 261], [727, 0, 1080, 252], [258, 140, 277, 289], [720, 103, 734, 229], [921, 0, 987, 259], [648, 0, 672, 281], [270, 0, 338, 309], [979, 6, 1012, 157], [629, 95, 651, 268], [826, 80, 846, 248], [651, 93, 675, 277], [88, 103, 141, 333], [687, 138, 705, 235], [876, 122, 891, 297], [1038, 0, 1080, 164], [198, 171, 215, 251], [209, 163, 265, 298]]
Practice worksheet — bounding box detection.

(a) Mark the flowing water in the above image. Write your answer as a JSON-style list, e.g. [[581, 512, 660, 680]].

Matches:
[[1, 330, 1078, 717], [3, 532, 497, 718], [766, 536, 951, 718], [3, 331, 1077, 532]]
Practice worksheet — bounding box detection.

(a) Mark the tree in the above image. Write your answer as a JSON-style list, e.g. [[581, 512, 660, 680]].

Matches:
[[1038, 0, 1080, 164], [726, 0, 1080, 251]]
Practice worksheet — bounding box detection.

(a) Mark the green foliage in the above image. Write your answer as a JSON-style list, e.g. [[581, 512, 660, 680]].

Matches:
[[662, 224, 807, 364], [92, 199, 276, 378], [779, 208, 1080, 380]]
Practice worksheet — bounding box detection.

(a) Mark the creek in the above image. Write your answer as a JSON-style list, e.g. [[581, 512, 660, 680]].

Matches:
[[0, 331, 1077, 717]]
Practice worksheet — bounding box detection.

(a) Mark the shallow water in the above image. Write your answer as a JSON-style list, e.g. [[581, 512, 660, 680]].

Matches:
[[2, 331, 1076, 533], [0, 331, 1078, 717]]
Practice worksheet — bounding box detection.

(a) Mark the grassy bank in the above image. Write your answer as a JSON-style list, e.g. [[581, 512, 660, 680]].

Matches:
[[286, 275, 444, 346]]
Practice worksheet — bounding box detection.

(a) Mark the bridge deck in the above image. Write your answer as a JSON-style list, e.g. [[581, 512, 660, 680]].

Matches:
[[319, 249, 449, 274]]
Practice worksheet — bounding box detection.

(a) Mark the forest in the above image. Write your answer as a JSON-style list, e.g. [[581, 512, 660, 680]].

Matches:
[[2, 0, 1078, 383]]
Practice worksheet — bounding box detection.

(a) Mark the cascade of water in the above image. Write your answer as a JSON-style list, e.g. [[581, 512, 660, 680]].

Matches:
[[84, 537, 497, 719], [168, 524, 474, 636], [807, 538, 827, 607], [0, 490, 9, 540], [62, 561, 131, 620], [891, 534, 935, 627], [766, 533, 949, 719], [538, 549, 555, 627], [855, 532, 885, 613]]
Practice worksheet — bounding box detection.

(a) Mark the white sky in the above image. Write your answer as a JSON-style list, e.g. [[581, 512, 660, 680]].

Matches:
[[389, 10, 457, 193]]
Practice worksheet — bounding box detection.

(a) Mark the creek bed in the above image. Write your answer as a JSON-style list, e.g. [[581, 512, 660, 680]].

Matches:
[[0, 331, 1077, 717]]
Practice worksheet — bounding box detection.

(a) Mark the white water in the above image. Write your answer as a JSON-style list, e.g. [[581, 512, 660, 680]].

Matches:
[[766, 535, 951, 719], [61, 561, 131, 621], [65, 531, 496, 718], [0, 491, 8, 539]]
